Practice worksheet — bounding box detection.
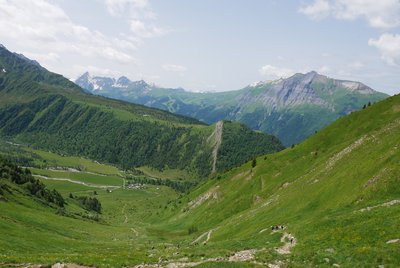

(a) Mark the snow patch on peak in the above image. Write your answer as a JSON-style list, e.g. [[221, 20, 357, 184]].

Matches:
[[249, 80, 272, 87], [113, 82, 128, 88], [340, 81, 374, 94], [341, 81, 361, 90], [249, 81, 264, 87]]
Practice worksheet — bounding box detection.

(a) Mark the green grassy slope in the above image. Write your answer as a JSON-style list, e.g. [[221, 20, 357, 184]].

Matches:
[[0, 45, 283, 179], [157, 93, 400, 267], [0, 176, 178, 266], [0, 94, 398, 267]]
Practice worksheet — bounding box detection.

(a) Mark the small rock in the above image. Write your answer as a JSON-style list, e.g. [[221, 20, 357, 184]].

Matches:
[[325, 248, 335, 253]]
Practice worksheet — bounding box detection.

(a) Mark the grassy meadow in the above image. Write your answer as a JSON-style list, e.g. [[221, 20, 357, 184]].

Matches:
[[0, 94, 399, 267]]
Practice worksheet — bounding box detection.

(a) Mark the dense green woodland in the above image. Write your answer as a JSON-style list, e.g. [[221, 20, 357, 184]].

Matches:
[[0, 157, 64, 207]]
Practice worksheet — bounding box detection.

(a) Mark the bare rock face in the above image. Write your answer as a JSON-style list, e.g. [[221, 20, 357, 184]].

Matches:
[[239, 71, 329, 110], [238, 71, 375, 111]]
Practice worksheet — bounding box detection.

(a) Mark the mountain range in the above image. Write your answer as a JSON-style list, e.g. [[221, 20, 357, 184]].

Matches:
[[0, 45, 283, 179], [1, 48, 399, 266], [76, 71, 388, 146]]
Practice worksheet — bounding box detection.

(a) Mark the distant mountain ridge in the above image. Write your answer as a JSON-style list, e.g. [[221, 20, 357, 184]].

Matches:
[[76, 71, 388, 146], [0, 44, 283, 178]]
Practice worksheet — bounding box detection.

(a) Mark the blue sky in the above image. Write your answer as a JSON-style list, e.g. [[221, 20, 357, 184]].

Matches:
[[0, 0, 399, 94]]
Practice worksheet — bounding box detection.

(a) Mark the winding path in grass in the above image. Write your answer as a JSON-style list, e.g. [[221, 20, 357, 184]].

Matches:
[[122, 203, 129, 223], [134, 230, 297, 267], [34, 175, 120, 189], [276, 232, 297, 255], [191, 227, 218, 245]]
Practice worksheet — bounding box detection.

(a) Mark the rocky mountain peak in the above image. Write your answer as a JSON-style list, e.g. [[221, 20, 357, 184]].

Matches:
[[81, 71, 90, 78], [75, 72, 93, 91], [116, 76, 131, 86]]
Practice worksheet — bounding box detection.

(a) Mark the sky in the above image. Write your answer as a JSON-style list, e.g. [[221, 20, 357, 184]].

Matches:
[[0, 0, 399, 94]]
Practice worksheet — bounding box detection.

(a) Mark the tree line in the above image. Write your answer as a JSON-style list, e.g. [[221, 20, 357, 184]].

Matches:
[[0, 156, 65, 207]]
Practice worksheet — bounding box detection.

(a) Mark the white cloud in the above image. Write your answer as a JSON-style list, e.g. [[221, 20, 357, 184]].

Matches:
[[0, 0, 136, 64], [104, 0, 169, 39], [130, 20, 169, 38], [299, 0, 331, 20], [369, 34, 400, 66], [162, 64, 187, 73], [299, 0, 400, 29], [105, 0, 148, 16], [259, 65, 295, 79], [23, 52, 61, 63]]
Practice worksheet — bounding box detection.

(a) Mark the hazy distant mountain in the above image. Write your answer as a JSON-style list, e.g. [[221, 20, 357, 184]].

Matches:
[[76, 71, 388, 146]]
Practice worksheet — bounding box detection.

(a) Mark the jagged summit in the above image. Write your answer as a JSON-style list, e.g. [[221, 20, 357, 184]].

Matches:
[[116, 76, 131, 87], [75, 72, 152, 93], [74, 69, 387, 146]]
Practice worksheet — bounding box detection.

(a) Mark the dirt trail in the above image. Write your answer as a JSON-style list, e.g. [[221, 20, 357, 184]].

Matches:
[[3, 263, 95, 268], [204, 229, 214, 244], [325, 135, 366, 171], [130, 228, 139, 237], [51, 264, 94, 268], [187, 186, 220, 210], [276, 232, 297, 254], [47, 168, 108, 177], [208, 121, 223, 173], [191, 228, 216, 245], [33, 175, 120, 189], [228, 249, 256, 261], [132, 246, 278, 268], [325, 119, 400, 173], [358, 199, 400, 212], [122, 203, 129, 223]]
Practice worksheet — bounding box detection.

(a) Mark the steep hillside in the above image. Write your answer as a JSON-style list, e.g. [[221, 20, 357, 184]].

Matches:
[[76, 71, 388, 146], [156, 93, 400, 267], [0, 45, 283, 178]]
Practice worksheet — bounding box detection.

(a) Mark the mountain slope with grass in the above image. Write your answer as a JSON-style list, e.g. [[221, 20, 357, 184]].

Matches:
[[0, 45, 283, 179], [76, 71, 388, 146], [156, 92, 400, 267], [0, 84, 398, 267]]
